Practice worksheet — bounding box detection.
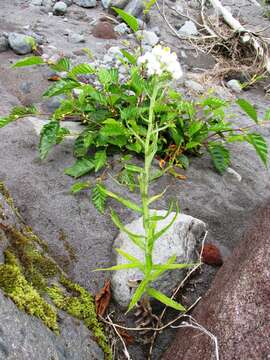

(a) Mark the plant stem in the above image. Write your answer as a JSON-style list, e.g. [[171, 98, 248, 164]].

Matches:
[[141, 82, 160, 275]]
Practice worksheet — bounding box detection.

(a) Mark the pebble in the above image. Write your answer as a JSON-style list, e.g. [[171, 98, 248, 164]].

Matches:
[[178, 20, 198, 36], [185, 79, 204, 93], [0, 35, 9, 53], [74, 0, 97, 7], [53, 1, 68, 15], [8, 33, 35, 55], [114, 23, 129, 35], [227, 79, 242, 93], [136, 30, 159, 46], [69, 32, 85, 43], [124, 0, 145, 17]]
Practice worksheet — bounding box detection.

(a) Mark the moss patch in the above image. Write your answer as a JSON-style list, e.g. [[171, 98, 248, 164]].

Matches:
[[0, 183, 112, 359], [48, 277, 112, 360], [0, 251, 58, 332]]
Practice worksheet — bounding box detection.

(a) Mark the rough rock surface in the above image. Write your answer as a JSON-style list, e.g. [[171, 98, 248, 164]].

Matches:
[[111, 211, 206, 308], [0, 292, 104, 360], [163, 204, 270, 360], [8, 33, 34, 55]]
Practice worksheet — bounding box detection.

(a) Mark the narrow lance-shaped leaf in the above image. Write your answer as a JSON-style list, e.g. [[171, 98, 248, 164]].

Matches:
[[115, 248, 144, 271], [101, 187, 143, 213], [146, 288, 186, 311], [127, 277, 150, 312], [112, 7, 139, 32], [93, 263, 139, 271]]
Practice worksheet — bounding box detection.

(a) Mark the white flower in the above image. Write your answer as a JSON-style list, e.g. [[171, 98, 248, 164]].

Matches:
[[137, 45, 183, 80]]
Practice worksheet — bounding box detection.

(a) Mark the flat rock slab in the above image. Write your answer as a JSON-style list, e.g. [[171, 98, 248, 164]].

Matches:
[[112, 211, 206, 308], [163, 204, 270, 360]]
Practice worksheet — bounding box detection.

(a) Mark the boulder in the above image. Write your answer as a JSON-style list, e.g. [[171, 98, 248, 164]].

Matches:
[[111, 211, 206, 308], [8, 33, 35, 55], [163, 204, 270, 360]]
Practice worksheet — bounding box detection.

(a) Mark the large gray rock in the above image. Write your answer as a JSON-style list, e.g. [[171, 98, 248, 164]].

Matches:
[[111, 211, 206, 308], [8, 33, 35, 55], [74, 0, 96, 7], [0, 292, 104, 360]]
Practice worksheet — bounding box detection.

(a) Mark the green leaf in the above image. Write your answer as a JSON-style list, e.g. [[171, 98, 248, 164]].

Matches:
[[246, 132, 268, 166], [49, 58, 71, 72], [12, 56, 44, 68], [112, 7, 139, 32], [92, 183, 107, 213], [120, 49, 136, 65], [56, 127, 70, 144], [264, 109, 270, 121], [68, 63, 95, 78], [236, 99, 258, 123], [65, 158, 95, 178], [146, 288, 186, 311], [10, 105, 37, 117], [94, 263, 139, 271], [43, 80, 79, 97], [0, 117, 14, 128], [94, 150, 107, 172], [100, 119, 126, 137], [98, 68, 118, 86], [208, 143, 230, 174], [74, 132, 94, 158], [127, 278, 150, 312], [110, 209, 145, 249], [39, 121, 60, 160], [115, 248, 144, 271], [101, 187, 143, 213], [70, 181, 91, 194]]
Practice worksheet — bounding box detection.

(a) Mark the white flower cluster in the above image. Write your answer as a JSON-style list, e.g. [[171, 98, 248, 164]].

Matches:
[[137, 45, 183, 80]]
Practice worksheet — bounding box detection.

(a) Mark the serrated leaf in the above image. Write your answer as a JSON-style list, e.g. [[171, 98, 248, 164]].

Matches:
[[208, 143, 230, 174], [237, 99, 258, 123], [12, 56, 45, 68], [100, 119, 126, 137], [94, 150, 107, 172], [98, 68, 118, 86], [74, 132, 94, 158], [112, 7, 139, 32], [246, 132, 268, 166], [65, 158, 95, 178], [92, 183, 107, 213], [56, 127, 70, 144], [39, 121, 60, 160], [146, 288, 186, 311], [10, 105, 37, 117], [70, 181, 91, 194], [68, 63, 95, 78], [49, 58, 70, 72], [43, 80, 79, 97]]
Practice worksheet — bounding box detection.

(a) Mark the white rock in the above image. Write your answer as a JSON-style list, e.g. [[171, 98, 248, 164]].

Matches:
[[114, 23, 129, 35], [69, 33, 85, 43], [136, 30, 159, 47], [227, 79, 242, 93], [53, 1, 67, 15], [185, 79, 204, 93], [74, 0, 96, 7], [8, 33, 35, 55], [178, 20, 198, 36], [111, 211, 206, 308], [30, 0, 43, 5]]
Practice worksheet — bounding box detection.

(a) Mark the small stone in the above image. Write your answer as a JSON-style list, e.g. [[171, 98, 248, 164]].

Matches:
[[74, 0, 96, 7], [0, 35, 9, 53], [101, 0, 110, 8], [185, 79, 204, 93], [124, 0, 145, 17], [69, 33, 85, 43], [150, 26, 160, 36], [136, 30, 159, 46], [111, 211, 206, 308], [53, 1, 67, 15], [30, 0, 43, 5], [227, 79, 242, 93], [8, 33, 35, 55], [114, 23, 129, 35], [92, 22, 117, 39], [178, 20, 198, 36], [201, 244, 223, 266], [109, 0, 128, 9], [63, 0, 73, 5]]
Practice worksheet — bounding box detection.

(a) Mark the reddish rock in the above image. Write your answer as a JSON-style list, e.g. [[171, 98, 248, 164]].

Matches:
[[163, 204, 270, 360], [201, 243, 223, 266], [92, 22, 117, 39]]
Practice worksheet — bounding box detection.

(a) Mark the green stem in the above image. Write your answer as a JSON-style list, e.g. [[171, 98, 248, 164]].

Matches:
[[141, 81, 160, 275]]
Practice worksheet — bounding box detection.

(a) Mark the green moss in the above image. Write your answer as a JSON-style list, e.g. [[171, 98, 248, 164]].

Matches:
[[0, 254, 58, 333], [48, 277, 112, 360]]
